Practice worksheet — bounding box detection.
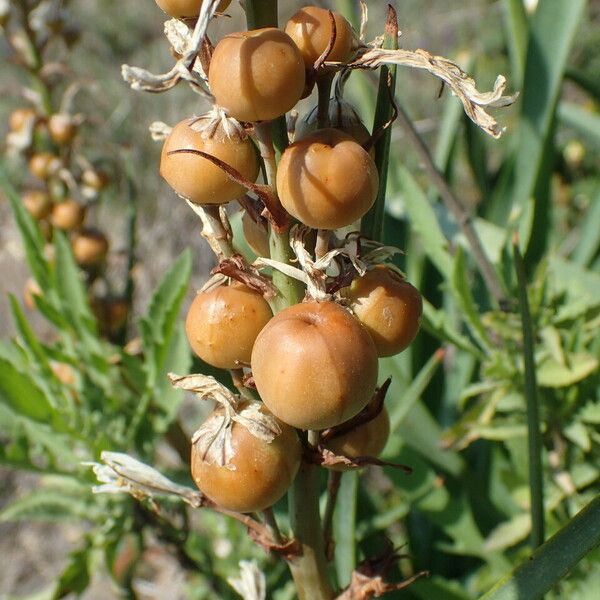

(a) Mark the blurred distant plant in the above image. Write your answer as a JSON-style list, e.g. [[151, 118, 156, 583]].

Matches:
[[1, 0, 130, 341], [0, 1, 599, 599]]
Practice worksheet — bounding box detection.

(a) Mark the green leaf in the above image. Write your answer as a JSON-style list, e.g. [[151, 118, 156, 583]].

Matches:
[[572, 188, 600, 267], [0, 356, 54, 421], [485, 513, 532, 552], [1, 164, 53, 291], [558, 102, 600, 151], [52, 541, 92, 599], [481, 495, 600, 600], [501, 0, 529, 85], [0, 489, 94, 523], [510, 0, 586, 264], [139, 250, 192, 388], [537, 353, 598, 388], [333, 472, 358, 587], [451, 247, 491, 350], [398, 166, 453, 276]]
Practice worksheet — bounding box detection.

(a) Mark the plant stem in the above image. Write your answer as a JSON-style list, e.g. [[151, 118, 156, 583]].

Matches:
[[514, 239, 545, 548], [316, 73, 334, 129], [246, 4, 332, 598], [322, 470, 342, 559], [253, 121, 303, 310], [263, 508, 283, 545], [360, 5, 398, 243], [395, 102, 509, 310], [288, 461, 334, 600], [481, 494, 600, 600]]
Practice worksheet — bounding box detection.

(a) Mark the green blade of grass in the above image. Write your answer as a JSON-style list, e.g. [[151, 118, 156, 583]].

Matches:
[[333, 472, 359, 588], [514, 241, 544, 549], [571, 188, 600, 267], [480, 495, 600, 600], [360, 5, 398, 243], [501, 0, 529, 86], [508, 0, 586, 266], [558, 101, 600, 151]]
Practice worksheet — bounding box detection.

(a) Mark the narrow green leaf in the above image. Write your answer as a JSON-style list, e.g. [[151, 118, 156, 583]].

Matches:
[[572, 188, 600, 267], [0, 356, 54, 421], [565, 67, 600, 103], [1, 490, 94, 523], [361, 5, 398, 242], [140, 250, 192, 387], [558, 101, 600, 151], [398, 166, 453, 275], [451, 247, 491, 351], [52, 541, 92, 599], [481, 495, 600, 600], [485, 513, 532, 552], [333, 472, 358, 587], [509, 0, 586, 263], [501, 0, 529, 85], [537, 353, 598, 388]]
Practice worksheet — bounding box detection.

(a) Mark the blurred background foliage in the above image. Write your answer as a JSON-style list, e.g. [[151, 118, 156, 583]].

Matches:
[[1, 0, 599, 598]]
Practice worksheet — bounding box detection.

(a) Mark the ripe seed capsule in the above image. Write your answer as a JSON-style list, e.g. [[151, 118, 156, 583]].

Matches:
[[71, 229, 109, 266], [208, 28, 306, 122], [29, 152, 60, 180], [325, 407, 390, 470], [9, 108, 36, 131], [48, 113, 77, 145], [22, 190, 53, 220], [285, 6, 355, 68], [191, 404, 301, 513], [251, 301, 379, 430], [160, 118, 259, 205], [50, 199, 86, 231], [185, 282, 273, 369], [241, 211, 270, 258], [81, 168, 109, 191], [276, 128, 378, 230], [345, 266, 423, 357], [155, 0, 231, 18]]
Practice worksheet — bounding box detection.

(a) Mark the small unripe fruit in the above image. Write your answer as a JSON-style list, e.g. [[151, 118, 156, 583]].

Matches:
[[191, 404, 301, 513], [251, 301, 379, 430], [155, 0, 231, 18], [71, 229, 109, 266], [160, 118, 259, 205], [209, 28, 305, 122], [276, 128, 378, 230], [29, 152, 60, 180], [50, 199, 86, 231], [325, 407, 390, 469], [48, 113, 77, 145], [285, 6, 355, 68], [185, 282, 272, 369], [9, 108, 36, 131], [22, 190, 52, 220], [345, 266, 423, 357]]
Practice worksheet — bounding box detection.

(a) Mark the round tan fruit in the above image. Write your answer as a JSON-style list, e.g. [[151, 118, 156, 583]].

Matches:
[[155, 0, 231, 18], [50, 199, 86, 231], [191, 404, 300, 512], [276, 128, 378, 229], [208, 28, 305, 122], [185, 282, 272, 369], [22, 191, 53, 220], [251, 301, 379, 430], [325, 407, 390, 468], [9, 108, 36, 131], [160, 118, 259, 205], [285, 6, 355, 68], [71, 229, 109, 266], [48, 113, 77, 145], [345, 266, 423, 357]]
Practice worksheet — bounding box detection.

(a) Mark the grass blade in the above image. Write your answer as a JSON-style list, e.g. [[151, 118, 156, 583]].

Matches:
[[480, 495, 600, 600], [361, 5, 398, 243], [514, 240, 544, 548], [333, 471, 359, 587]]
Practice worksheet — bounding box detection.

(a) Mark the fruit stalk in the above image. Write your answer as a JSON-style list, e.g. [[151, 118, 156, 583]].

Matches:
[[246, 3, 334, 597]]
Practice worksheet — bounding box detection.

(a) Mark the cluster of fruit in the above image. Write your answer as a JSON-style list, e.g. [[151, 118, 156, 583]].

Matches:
[[3, 2, 126, 337], [155, 1, 422, 514]]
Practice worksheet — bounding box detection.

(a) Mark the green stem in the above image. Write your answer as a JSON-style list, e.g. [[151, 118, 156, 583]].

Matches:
[[288, 462, 334, 600], [316, 73, 334, 129], [360, 5, 398, 243], [514, 240, 545, 548], [481, 495, 600, 600], [253, 121, 303, 310]]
